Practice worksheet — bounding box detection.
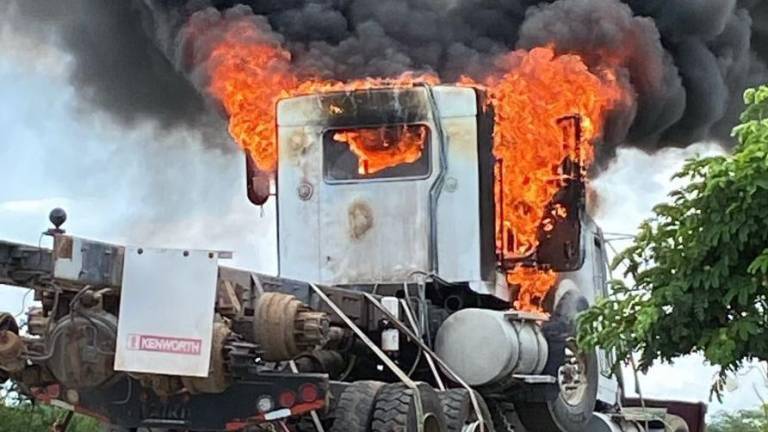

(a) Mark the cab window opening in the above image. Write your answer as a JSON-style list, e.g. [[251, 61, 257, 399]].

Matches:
[[323, 124, 431, 182]]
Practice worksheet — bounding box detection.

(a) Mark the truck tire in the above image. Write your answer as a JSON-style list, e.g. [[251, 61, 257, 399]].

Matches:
[[101, 427, 158, 432], [371, 383, 447, 432], [328, 380, 385, 432], [516, 289, 598, 432], [515, 349, 598, 432], [665, 415, 690, 432], [0, 312, 18, 384], [101, 426, 132, 432], [488, 400, 517, 432], [438, 389, 494, 432], [102, 425, 182, 432]]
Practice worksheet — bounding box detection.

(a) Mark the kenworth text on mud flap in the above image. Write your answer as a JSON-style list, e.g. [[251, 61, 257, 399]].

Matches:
[[0, 85, 705, 432]]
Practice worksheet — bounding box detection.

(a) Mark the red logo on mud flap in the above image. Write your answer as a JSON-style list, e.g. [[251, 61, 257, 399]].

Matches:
[[127, 334, 202, 356]]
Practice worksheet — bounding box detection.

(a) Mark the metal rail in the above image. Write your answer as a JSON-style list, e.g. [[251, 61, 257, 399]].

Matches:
[[0, 240, 53, 289], [400, 298, 445, 391]]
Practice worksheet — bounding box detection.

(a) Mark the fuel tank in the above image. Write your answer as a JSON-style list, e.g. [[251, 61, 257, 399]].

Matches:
[[434, 308, 548, 388]]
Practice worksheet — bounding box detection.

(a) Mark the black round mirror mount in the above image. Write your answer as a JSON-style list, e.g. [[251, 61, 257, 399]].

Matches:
[[45, 207, 68, 236]]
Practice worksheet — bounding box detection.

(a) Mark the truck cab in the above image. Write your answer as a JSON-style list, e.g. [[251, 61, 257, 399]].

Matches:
[[245, 84, 592, 299], [245, 84, 626, 431], [269, 85, 497, 289]]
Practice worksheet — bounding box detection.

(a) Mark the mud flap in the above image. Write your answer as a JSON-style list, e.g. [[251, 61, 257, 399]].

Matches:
[[115, 247, 221, 377]]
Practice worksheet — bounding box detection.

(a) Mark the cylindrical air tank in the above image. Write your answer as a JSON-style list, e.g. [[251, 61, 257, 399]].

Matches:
[[434, 308, 548, 388]]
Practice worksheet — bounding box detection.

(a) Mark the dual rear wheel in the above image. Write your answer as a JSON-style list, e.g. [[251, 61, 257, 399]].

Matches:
[[329, 382, 491, 432], [438, 388, 495, 432]]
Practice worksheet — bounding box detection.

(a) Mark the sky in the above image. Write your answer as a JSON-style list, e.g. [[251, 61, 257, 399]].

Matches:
[[0, 21, 764, 417]]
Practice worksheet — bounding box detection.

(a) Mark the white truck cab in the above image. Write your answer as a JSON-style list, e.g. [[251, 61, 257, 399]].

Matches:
[[272, 85, 496, 287]]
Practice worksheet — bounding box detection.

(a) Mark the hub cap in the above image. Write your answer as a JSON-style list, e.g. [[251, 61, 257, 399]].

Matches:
[[558, 341, 589, 406]]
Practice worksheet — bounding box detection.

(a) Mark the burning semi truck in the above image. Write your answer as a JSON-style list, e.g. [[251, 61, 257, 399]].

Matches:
[[0, 82, 704, 432]]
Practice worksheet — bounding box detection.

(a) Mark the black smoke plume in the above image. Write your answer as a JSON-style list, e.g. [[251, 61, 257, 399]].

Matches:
[[5, 0, 768, 161], [2, 1, 206, 128]]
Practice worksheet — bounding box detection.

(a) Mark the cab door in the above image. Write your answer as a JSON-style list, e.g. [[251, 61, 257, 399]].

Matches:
[[317, 122, 438, 284]]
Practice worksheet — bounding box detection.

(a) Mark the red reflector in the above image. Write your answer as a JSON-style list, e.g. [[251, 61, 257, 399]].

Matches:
[[279, 390, 296, 408], [299, 384, 319, 403]]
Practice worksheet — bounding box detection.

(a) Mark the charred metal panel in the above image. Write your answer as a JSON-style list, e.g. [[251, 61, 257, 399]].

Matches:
[[533, 178, 585, 272], [277, 87, 430, 128], [476, 98, 497, 282], [533, 116, 587, 272]]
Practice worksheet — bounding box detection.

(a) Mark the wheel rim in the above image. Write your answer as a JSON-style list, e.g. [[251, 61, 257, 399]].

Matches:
[[463, 421, 479, 432], [557, 342, 589, 407], [463, 420, 490, 432], [423, 413, 442, 432]]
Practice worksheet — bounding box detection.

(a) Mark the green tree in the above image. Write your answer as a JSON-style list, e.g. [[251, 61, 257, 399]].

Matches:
[[0, 403, 99, 432], [708, 405, 768, 432], [0, 388, 99, 432], [578, 85, 768, 391]]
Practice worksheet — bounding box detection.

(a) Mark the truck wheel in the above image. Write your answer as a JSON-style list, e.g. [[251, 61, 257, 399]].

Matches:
[[328, 380, 385, 432], [101, 428, 167, 432], [0, 312, 18, 384], [438, 389, 494, 432], [665, 415, 690, 432], [488, 400, 526, 432], [516, 346, 598, 432], [371, 383, 447, 432], [516, 289, 598, 432]]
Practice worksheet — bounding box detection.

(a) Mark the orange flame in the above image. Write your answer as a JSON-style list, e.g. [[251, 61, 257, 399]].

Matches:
[[332, 125, 429, 175], [205, 21, 626, 312], [207, 20, 298, 172], [466, 47, 626, 311], [207, 19, 436, 172]]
